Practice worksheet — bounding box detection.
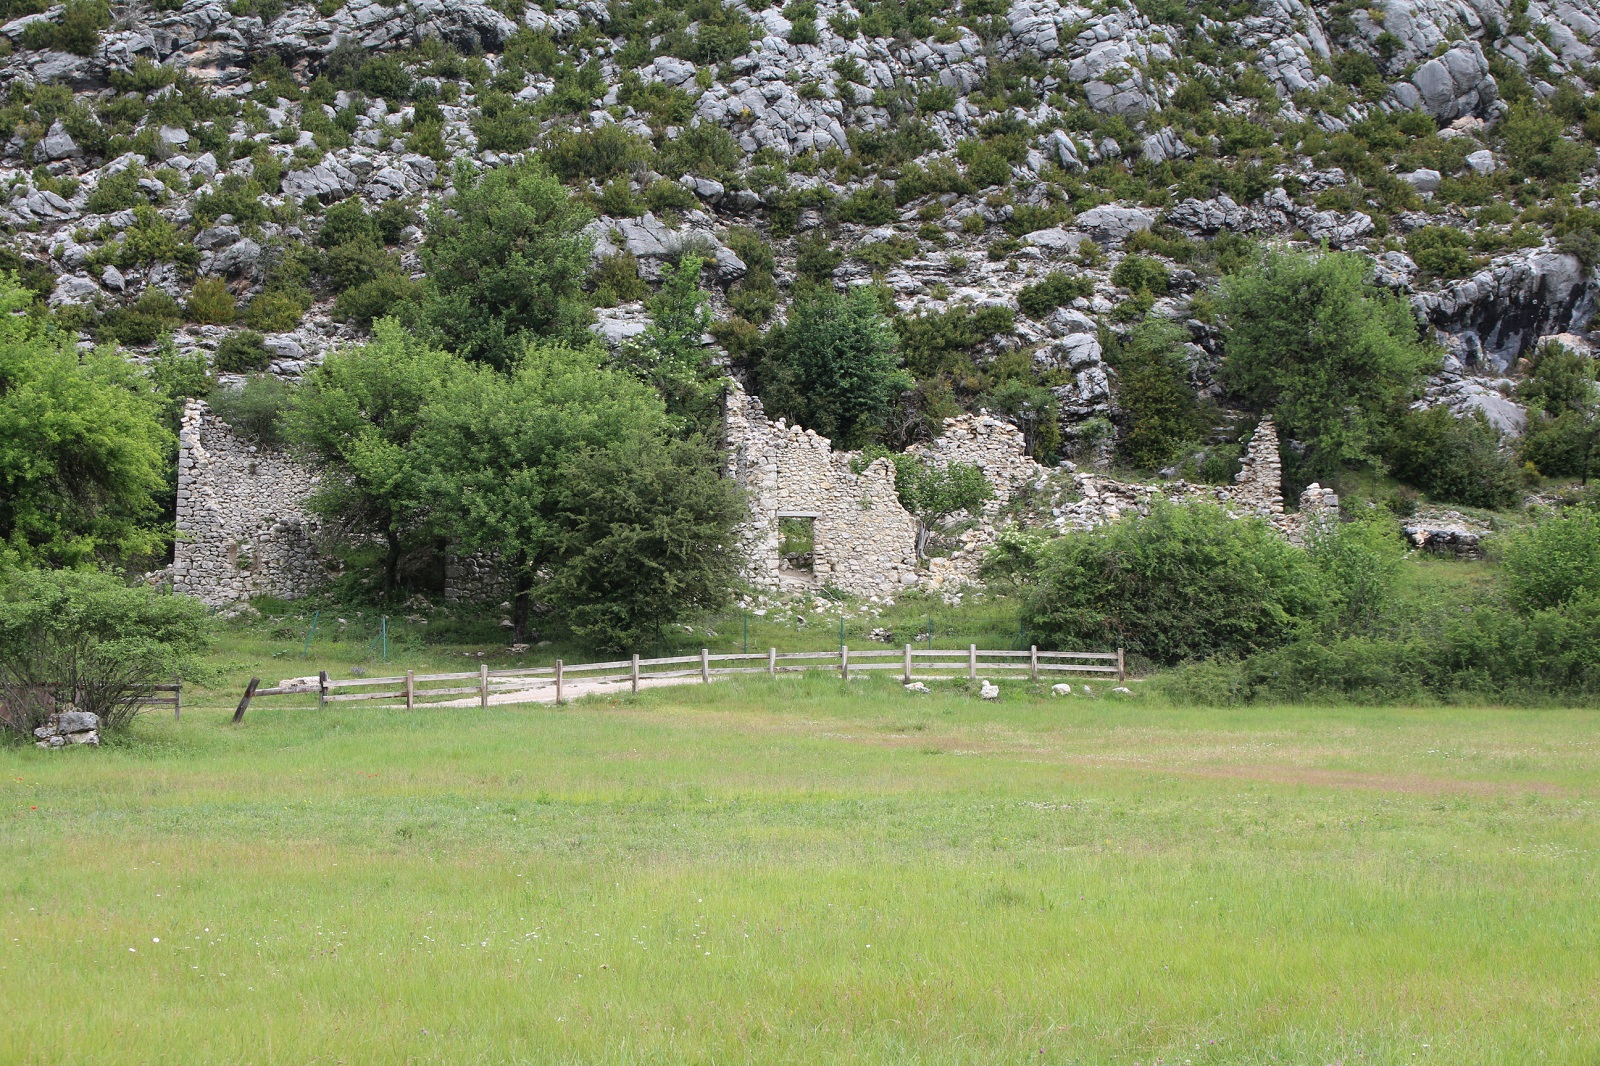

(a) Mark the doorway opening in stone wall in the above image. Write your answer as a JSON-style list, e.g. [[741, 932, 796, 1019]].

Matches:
[[777, 514, 817, 585]]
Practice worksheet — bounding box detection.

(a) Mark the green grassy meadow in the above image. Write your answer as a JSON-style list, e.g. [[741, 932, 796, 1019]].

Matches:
[[4, 668, 1598, 1063]]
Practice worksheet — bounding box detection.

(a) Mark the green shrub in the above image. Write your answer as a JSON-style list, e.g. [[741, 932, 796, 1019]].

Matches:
[[1498, 508, 1600, 613], [837, 183, 899, 225], [590, 251, 651, 307], [19, 0, 108, 56], [333, 274, 419, 325], [472, 92, 542, 152], [1016, 271, 1092, 319], [542, 125, 655, 183], [658, 122, 740, 180], [1107, 319, 1204, 469], [755, 285, 911, 448], [1407, 226, 1479, 279], [0, 569, 211, 738], [794, 232, 843, 283], [243, 290, 309, 332], [1016, 501, 1329, 665], [1384, 406, 1521, 509], [1220, 250, 1437, 485], [185, 277, 236, 325], [207, 373, 293, 446], [213, 329, 271, 372], [95, 289, 183, 346], [1304, 508, 1406, 631], [85, 167, 147, 214], [1111, 254, 1170, 294]]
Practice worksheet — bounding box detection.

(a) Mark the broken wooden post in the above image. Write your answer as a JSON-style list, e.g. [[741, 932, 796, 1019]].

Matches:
[[232, 678, 259, 724]]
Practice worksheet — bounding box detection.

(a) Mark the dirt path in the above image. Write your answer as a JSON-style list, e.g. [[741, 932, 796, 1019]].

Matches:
[[415, 673, 709, 707]]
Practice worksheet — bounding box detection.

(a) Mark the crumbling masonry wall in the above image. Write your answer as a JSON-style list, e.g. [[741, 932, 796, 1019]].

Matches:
[[725, 385, 1290, 594], [725, 384, 921, 595], [174, 400, 325, 607]]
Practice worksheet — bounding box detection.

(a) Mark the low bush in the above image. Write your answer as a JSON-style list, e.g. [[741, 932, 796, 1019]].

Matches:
[[1016, 271, 1093, 319], [185, 277, 236, 325], [1385, 406, 1521, 509], [207, 373, 293, 446], [95, 289, 183, 346], [0, 568, 210, 739], [542, 125, 655, 183], [1012, 501, 1329, 665], [213, 329, 271, 372], [1497, 507, 1600, 613]]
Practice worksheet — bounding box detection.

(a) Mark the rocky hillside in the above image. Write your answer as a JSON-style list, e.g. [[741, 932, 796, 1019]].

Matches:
[[5, 0, 1600, 461]]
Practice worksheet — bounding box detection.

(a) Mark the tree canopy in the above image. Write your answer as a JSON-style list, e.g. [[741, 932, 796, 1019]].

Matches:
[[414, 342, 742, 646], [414, 161, 595, 370], [283, 320, 472, 591], [0, 276, 171, 569], [1218, 251, 1437, 487], [756, 285, 911, 449]]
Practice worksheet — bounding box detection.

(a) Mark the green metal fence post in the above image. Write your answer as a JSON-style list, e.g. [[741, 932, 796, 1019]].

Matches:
[[301, 610, 319, 658]]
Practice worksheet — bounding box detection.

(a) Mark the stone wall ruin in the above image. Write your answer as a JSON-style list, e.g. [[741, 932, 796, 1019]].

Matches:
[[173, 400, 325, 607]]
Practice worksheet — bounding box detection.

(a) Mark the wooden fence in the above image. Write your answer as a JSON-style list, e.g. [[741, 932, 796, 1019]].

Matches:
[[135, 680, 183, 720], [232, 646, 1124, 721]]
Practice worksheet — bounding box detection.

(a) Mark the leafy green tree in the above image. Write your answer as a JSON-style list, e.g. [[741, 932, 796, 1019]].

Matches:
[[985, 378, 1060, 462], [0, 278, 171, 569], [540, 434, 744, 648], [416, 343, 742, 645], [1018, 501, 1329, 665], [756, 286, 911, 449], [282, 320, 470, 592], [0, 568, 210, 738], [617, 255, 723, 434], [858, 449, 992, 558], [1218, 250, 1437, 487], [1108, 319, 1205, 470], [415, 161, 595, 369]]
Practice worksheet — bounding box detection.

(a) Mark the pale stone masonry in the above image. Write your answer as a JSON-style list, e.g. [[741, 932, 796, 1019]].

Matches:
[[724, 383, 921, 595], [173, 400, 325, 607]]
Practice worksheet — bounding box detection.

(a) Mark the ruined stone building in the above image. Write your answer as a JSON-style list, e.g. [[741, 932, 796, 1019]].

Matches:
[[170, 385, 1289, 606]]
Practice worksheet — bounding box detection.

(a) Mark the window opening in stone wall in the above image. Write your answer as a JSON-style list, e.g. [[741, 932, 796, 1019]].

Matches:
[[777, 515, 816, 582]]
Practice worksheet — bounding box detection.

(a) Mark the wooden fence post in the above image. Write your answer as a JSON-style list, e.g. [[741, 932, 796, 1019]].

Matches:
[[903, 644, 912, 684], [405, 670, 414, 710], [479, 664, 489, 708], [555, 660, 564, 705], [700, 648, 710, 684], [1117, 648, 1126, 685], [841, 645, 849, 681], [318, 670, 328, 709], [173, 675, 182, 721], [768, 647, 776, 676], [232, 678, 259, 724], [968, 644, 977, 680], [631, 654, 640, 695], [1029, 646, 1038, 682]]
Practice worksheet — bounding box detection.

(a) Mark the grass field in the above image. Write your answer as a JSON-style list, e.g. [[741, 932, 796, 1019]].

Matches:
[[5, 668, 1597, 1064]]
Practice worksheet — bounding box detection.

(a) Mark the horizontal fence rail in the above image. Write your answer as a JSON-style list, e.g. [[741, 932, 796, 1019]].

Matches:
[[231, 646, 1124, 721]]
